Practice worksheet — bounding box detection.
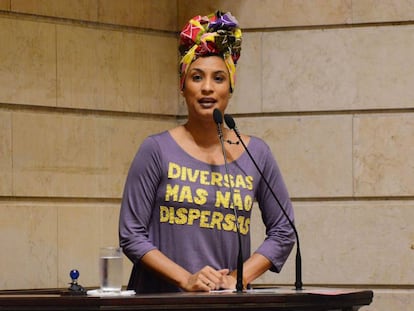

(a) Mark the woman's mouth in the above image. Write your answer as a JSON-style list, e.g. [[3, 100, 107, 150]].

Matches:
[[198, 97, 217, 107]]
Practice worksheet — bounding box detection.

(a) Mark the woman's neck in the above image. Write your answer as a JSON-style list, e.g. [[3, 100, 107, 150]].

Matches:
[[183, 121, 221, 148], [169, 122, 244, 165]]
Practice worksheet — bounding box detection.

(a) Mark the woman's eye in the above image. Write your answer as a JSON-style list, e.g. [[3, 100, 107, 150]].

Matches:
[[192, 75, 202, 81], [215, 75, 225, 83]]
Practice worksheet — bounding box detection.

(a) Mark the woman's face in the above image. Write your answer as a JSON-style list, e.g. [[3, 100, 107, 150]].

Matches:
[[182, 56, 231, 121]]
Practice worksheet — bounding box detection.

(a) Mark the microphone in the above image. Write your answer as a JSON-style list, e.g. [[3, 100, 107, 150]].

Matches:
[[224, 113, 303, 291], [213, 108, 224, 140], [213, 108, 244, 293]]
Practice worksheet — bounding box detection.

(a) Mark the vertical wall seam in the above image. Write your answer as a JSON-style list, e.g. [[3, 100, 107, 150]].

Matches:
[[55, 23, 58, 108]]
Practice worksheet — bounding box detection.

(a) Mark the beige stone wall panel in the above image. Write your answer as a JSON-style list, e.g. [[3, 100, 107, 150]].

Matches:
[[57, 203, 100, 288], [138, 33, 180, 115], [57, 25, 140, 112], [227, 32, 262, 114], [252, 200, 414, 285], [178, 0, 352, 29], [11, 0, 98, 21], [365, 289, 414, 311], [98, 0, 176, 30], [352, 0, 414, 23], [12, 111, 174, 198], [349, 25, 414, 110], [57, 202, 122, 288], [0, 200, 132, 290], [263, 28, 357, 112], [0, 0, 10, 10], [0, 111, 12, 195], [235, 115, 353, 198], [354, 113, 414, 197], [263, 25, 414, 113], [0, 202, 58, 290], [0, 17, 56, 107], [56, 202, 132, 288], [57, 25, 178, 114]]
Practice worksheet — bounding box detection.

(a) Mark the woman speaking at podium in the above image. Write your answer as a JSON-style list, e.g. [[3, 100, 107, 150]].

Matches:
[[119, 11, 295, 293]]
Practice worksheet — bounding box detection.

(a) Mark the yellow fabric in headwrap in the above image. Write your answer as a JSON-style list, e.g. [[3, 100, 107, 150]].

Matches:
[[224, 53, 236, 92]]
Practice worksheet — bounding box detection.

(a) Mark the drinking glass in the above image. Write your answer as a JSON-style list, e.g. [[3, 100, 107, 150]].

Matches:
[[99, 247, 123, 292]]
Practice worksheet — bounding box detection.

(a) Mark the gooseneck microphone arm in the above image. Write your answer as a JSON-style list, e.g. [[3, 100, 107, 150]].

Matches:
[[213, 109, 244, 293], [224, 114, 303, 291]]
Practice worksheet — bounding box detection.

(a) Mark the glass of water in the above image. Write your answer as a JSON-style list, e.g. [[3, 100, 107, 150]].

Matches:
[[99, 247, 123, 292]]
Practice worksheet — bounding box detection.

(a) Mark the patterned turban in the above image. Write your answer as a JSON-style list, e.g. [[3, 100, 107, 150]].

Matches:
[[179, 11, 242, 92]]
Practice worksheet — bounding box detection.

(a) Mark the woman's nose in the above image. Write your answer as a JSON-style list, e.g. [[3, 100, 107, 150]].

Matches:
[[201, 78, 213, 93]]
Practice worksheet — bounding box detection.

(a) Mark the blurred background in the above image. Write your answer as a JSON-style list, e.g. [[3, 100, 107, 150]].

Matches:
[[0, 1, 413, 310]]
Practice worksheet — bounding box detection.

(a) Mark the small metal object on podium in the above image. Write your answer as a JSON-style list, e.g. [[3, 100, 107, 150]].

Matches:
[[67, 269, 87, 296]]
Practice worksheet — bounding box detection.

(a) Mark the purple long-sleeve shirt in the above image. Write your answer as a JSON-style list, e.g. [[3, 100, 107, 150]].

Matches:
[[119, 130, 295, 293]]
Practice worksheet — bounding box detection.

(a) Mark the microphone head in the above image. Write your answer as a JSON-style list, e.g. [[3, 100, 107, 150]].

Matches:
[[224, 114, 236, 129], [213, 108, 223, 124]]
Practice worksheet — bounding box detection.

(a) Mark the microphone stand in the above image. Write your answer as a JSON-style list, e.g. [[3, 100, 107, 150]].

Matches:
[[213, 109, 244, 293], [224, 114, 303, 291]]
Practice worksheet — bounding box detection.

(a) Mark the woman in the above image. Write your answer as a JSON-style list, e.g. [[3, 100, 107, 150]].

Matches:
[[119, 11, 295, 293]]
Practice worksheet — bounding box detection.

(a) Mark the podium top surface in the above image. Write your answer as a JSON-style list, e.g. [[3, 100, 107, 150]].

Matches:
[[0, 287, 374, 311]]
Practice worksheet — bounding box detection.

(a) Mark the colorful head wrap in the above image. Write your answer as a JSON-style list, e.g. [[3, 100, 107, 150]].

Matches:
[[179, 11, 242, 92]]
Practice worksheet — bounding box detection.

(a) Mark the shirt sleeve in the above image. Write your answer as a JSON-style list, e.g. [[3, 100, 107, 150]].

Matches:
[[254, 142, 296, 273], [119, 136, 162, 264]]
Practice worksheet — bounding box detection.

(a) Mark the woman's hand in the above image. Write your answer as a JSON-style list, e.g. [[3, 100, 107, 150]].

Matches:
[[218, 273, 237, 290], [182, 266, 230, 291], [140, 250, 246, 292]]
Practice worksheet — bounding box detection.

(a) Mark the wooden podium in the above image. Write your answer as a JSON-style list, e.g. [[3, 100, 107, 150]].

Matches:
[[0, 287, 373, 311]]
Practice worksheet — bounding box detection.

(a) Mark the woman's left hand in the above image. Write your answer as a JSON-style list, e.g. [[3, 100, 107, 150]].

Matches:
[[218, 273, 237, 290]]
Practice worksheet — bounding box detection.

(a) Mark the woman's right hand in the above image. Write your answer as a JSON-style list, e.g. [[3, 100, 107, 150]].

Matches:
[[182, 266, 230, 291]]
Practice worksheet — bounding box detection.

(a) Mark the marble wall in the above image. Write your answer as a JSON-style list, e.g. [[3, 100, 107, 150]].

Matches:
[[0, 0, 178, 289], [0, 1, 413, 310]]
